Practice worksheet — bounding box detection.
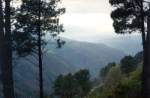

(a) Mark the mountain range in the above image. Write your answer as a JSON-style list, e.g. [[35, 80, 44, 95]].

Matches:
[[0, 39, 125, 98]]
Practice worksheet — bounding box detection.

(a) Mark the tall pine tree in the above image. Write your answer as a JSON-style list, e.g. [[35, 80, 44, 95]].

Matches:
[[13, 0, 65, 97], [109, 0, 150, 97], [38, 0, 43, 97]]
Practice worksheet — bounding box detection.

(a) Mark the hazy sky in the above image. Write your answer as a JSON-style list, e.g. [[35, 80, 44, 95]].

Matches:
[[60, 0, 116, 42]]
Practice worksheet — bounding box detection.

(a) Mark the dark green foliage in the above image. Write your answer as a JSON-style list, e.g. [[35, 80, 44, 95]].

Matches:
[[109, 0, 150, 97], [109, 0, 143, 34], [87, 66, 142, 98], [134, 51, 143, 64], [11, 1, 65, 98], [53, 74, 78, 98], [115, 79, 141, 98], [114, 66, 142, 98], [53, 69, 91, 98], [13, 0, 65, 56], [74, 69, 91, 97], [100, 62, 116, 78], [87, 53, 142, 98], [110, 0, 150, 96], [120, 56, 136, 74], [53, 75, 63, 96]]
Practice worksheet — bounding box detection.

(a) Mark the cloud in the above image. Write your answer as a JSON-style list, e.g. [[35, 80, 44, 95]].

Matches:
[[60, 13, 113, 32], [61, 0, 111, 14], [59, 0, 114, 41], [60, 13, 114, 40]]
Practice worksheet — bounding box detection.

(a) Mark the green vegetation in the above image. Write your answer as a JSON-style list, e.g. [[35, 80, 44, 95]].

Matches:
[[120, 56, 137, 75], [100, 62, 116, 80], [86, 53, 142, 98], [51, 52, 143, 98], [109, 0, 150, 97], [53, 69, 91, 98]]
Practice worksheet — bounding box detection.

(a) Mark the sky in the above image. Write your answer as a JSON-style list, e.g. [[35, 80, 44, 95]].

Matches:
[[59, 0, 116, 42], [13, 0, 142, 54]]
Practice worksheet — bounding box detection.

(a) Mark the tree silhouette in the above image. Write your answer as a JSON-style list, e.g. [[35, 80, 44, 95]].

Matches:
[[0, 0, 5, 97], [13, 0, 65, 98], [109, 0, 150, 97], [120, 56, 136, 74], [74, 69, 91, 97], [0, 0, 15, 98], [53, 70, 91, 98], [38, 0, 43, 97], [53, 74, 78, 98]]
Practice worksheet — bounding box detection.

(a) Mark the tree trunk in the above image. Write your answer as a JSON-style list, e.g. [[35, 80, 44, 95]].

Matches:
[[0, 0, 4, 60], [143, 14, 150, 98], [142, 3, 150, 97], [0, 1, 5, 97], [2, 0, 15, 98], [140, 1, 150, 98], [38, 0, 44, 98]]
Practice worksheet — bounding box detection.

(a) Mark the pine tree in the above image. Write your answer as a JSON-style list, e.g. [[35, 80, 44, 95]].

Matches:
[[38, 0, 43, 97], [109, 0, 150, 97], [13, 0, 65, 98]]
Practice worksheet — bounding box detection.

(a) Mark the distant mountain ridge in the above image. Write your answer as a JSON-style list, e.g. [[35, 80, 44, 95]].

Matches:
[[0, 39, 125, 98], [47, 39, 125, 76], [90, 35, 142, 55]]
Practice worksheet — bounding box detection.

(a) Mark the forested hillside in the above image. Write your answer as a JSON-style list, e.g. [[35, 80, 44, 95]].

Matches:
[[86, 52, 143, 98]]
